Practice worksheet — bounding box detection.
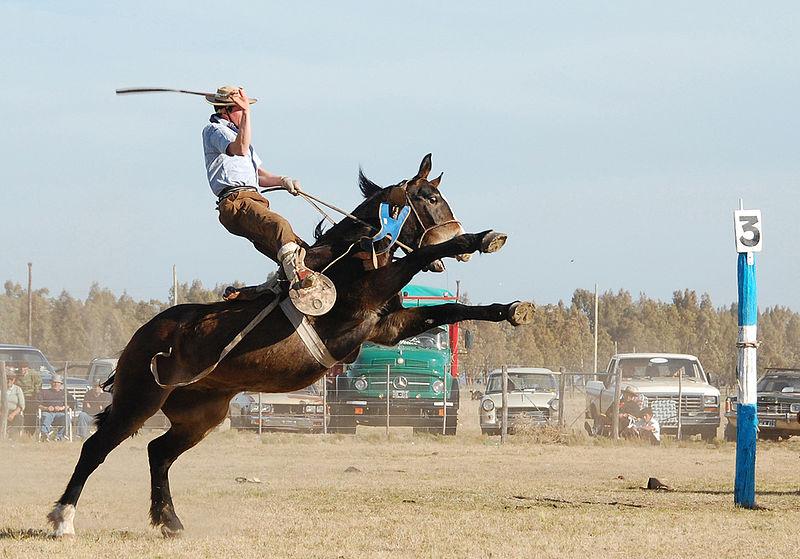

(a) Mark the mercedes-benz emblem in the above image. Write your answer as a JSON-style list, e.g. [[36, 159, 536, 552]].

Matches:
[[393, 376, 408, 389]]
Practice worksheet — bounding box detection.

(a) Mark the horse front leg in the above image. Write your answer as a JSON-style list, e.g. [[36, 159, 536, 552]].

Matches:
[[372, 230, 507, 294], [368, 301, 534, 346]]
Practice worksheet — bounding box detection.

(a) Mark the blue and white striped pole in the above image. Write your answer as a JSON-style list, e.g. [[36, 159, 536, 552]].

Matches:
[[734, 252, 757, 508], [733, 203, 762, 509]]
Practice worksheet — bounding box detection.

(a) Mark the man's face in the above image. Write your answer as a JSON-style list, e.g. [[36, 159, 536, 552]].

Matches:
[[53, 381, 63, 392], [221, 105, 244, 127]]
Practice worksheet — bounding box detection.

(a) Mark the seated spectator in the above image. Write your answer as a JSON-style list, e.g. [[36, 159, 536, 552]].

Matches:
[[635, 407, 661, 445], [4, 369, 26, 437], [77, 381, 113, 439], [588, 386, 644, 437], [38, 374, 76, 441]]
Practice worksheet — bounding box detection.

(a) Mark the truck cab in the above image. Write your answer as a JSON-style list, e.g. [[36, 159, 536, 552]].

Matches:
[[328, 285, 460, 435], [586, 353, 720, 441]]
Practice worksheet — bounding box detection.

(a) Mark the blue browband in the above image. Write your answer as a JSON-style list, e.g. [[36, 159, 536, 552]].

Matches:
[[372, 203, 411, 254]]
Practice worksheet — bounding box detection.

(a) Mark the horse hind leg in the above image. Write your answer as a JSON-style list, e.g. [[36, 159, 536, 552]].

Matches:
[[48, 380, 168, 538], [148, 389, 233, 538]]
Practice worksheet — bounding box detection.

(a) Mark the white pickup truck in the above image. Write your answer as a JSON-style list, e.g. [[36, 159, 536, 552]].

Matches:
[[585, 353, 721, 441]]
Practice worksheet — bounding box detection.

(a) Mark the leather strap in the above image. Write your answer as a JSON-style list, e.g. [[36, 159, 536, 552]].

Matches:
[[280, 299, 338, 368]]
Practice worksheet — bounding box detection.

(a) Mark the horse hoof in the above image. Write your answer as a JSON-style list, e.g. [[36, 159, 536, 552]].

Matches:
[[481, 232, 507, 254], [47, 503, 76, 538], [161, 524, 183, 538], [508, 301, 535, 326]]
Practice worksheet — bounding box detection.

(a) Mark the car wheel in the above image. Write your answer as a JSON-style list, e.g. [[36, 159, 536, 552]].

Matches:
[[723, 423, 737, 442], [700, 426, 717, 442]]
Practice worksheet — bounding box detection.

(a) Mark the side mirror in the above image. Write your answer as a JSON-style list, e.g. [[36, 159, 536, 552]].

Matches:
[[600, 372, 611, 388], [464, 329, 474, 350], [707, 373, 712, 385]]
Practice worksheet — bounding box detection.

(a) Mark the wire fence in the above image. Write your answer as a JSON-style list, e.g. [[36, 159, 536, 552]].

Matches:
[[1, 359, 728, 442]]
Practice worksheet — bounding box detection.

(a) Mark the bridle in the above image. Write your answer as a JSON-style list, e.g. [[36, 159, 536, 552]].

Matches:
[[402, 188, 463, 249]]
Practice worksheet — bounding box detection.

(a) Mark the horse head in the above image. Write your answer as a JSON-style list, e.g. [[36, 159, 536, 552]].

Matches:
[[393, 154, 470, 271]]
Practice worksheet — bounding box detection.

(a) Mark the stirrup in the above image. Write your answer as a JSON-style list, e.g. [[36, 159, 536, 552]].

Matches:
[[288, 271, 337, 316]]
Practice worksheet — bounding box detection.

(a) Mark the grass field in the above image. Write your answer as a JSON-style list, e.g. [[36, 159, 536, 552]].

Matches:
[[2, 396, 799, 558]]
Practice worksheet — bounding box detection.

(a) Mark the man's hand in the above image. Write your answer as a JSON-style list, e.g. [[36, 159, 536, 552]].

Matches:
[[280, 176, 303, 196], [230, 87, 251, 111]]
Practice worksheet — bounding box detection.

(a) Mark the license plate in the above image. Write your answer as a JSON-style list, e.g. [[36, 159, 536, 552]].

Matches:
[[391, 390, 409, 399], [759, 419, 776, 428]]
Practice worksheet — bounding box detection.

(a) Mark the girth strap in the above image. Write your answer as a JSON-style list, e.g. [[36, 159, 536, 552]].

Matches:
[[280, 299, 338, 368]]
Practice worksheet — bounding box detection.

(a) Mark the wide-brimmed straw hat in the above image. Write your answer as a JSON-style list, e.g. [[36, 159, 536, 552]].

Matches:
[[205, 85, 258, 106]]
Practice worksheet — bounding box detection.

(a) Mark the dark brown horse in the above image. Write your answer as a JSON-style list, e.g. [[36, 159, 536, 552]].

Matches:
[[48, 154, 534, 537]]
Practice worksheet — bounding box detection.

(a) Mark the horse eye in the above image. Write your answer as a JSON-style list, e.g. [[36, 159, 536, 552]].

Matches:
[[428, 196, 438, 204]]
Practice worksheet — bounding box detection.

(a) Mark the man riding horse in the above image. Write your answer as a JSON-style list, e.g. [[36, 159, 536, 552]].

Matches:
[[203, 85, 312, 297]]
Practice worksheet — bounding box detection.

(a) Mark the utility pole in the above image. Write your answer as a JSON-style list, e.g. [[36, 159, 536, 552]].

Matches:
[[173, 265, 178, 306], [593, 283, 599, 377], [27, 262, 32, 346]]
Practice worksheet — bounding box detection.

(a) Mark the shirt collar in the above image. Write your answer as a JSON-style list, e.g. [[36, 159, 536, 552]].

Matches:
[[209, 113, 239, 133]]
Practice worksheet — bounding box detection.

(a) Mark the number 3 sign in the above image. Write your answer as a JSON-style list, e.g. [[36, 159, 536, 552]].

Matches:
[[734, 209, 763, 253]]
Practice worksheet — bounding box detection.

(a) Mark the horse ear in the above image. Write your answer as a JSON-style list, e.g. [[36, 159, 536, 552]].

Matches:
[[429, 172, 443, 188], [415, 153, 432, 181]]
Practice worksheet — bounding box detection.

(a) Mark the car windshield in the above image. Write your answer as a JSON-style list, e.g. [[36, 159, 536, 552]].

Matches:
[[0, 349, 55, 374], [486, 372, 556, 393], [757, 374, 800, 393], [92, 363, 115, 382], [397, 326, 449, 350], [616, 357, 703, 381]]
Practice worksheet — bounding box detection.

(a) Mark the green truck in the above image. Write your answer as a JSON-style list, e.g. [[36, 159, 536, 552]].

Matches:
[[328, 285, 461, 435]]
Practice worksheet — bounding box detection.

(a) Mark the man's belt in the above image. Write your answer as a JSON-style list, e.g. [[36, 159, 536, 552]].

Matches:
[[217, 186, 258, 201]]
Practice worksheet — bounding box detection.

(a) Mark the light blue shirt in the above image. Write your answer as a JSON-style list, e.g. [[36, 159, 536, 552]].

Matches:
[[202, 116, 263, 196]]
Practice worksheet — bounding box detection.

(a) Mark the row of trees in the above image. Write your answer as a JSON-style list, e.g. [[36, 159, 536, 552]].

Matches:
[[2, 280, 800, 386], [459, 288, 800, 386]]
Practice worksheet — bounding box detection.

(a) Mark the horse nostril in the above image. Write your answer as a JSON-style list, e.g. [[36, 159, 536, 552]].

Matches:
[[457, 253, 471, 262]]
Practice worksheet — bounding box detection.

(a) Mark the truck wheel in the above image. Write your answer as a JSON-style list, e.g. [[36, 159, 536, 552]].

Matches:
[[444, 416, 457, 436], [723, 423, 737, 442], [700, 426, 717, 442], [328, 407, 357, 434]]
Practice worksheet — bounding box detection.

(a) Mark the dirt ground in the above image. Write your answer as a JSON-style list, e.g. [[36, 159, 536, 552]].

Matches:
[[1, 395, 798, 559]]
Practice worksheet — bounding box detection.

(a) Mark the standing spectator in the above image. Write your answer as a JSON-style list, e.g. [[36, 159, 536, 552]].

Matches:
[[15, 362, 42, 435], [4, 369, 26, 438], [38, 375, 75, 441], [77, 381, 112, 439], [16, 361, 42, 400]]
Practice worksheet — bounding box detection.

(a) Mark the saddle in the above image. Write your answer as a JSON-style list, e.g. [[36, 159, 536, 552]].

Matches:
[[223, 272, 336, 317]]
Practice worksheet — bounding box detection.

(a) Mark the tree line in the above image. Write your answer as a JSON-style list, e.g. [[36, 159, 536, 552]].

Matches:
[[2, 280, 799, 386]]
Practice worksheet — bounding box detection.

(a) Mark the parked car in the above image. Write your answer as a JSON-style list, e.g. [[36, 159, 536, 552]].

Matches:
[[0, 343, 90, 409], [724, 368, 800, 441], [479, 367, 559, 435], [586, 353, 720, 441], [233, 383, 324, 433]]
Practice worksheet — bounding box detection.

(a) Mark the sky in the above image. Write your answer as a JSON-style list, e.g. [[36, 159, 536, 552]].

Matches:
[[2, 2, 799, 309]]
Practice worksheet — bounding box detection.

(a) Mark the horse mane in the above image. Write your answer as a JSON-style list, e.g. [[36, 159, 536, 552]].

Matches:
[[313, 168, 383, 241], [359, 167, 382, 198]]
